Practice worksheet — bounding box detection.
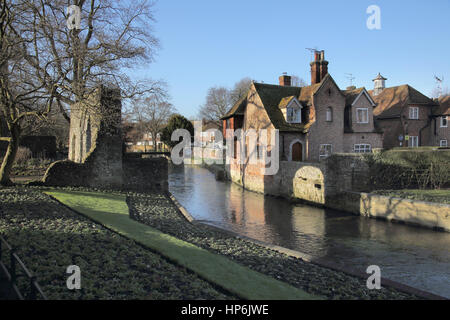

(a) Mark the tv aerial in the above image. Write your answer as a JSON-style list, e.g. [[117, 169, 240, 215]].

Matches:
[[306, 47, 318, 61], [345, 73, 356, 87]]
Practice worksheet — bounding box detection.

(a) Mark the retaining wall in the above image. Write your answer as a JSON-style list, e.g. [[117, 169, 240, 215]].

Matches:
[[327, 191, 450, 232]]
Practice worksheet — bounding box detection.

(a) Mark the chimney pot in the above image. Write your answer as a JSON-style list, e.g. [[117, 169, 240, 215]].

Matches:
[[310, 50, 328, 85], [279, 74, 291, 86]]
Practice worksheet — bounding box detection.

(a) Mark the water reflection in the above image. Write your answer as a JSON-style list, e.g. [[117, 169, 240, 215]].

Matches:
[[168, 164, 450, 298]]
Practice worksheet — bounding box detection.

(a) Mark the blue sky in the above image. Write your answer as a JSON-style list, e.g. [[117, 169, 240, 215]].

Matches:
[[132, 0, 450, 119]]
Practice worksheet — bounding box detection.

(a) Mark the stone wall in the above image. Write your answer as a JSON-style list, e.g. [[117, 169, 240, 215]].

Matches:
[[0, 136, 57, 159], [226, 153, 372, 205], [327, 191, 450, 232], [122, 156, 168, 192], [44, 85, 167, 192], [226, 159, 326, 204]]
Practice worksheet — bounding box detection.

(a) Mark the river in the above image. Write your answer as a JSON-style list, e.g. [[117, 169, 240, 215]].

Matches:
[[168, 164, 450, 298]]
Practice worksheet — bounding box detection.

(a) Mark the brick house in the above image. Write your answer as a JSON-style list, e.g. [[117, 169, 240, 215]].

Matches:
[[369, 74, 447, 148], [221, 51, 383, 163], [431, 96, 449, 147]]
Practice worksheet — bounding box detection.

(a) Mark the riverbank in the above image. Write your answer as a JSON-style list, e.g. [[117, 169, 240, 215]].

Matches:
[[198, 162, 450, 233], [1, 185, 439, 299], [128, 189, 419, 300]]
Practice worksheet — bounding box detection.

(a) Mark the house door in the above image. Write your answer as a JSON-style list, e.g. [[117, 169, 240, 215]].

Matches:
[[292, 142, 303, 162]]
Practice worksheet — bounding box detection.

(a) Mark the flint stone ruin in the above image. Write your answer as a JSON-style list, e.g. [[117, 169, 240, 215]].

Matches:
[[43, 85, 168, 191]]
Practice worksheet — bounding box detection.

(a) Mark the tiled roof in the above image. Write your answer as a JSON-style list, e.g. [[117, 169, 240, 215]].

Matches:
[[435, 95, 450, 116], [369, 85, 437, 119], [278, 96, 297, 109], [221, 76, 325, 132], [221, 94, 247, 119], [342, 87, 365, 107]]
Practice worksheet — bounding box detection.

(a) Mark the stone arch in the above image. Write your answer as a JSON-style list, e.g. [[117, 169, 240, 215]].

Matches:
[[289, 139, 304, 162]]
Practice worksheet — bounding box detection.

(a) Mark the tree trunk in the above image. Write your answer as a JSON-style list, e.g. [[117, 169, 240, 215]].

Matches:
[[0, 124, 20, 186]]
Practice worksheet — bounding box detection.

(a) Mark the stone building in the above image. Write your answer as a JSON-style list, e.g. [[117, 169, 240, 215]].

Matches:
[[221, 50, 383, 163], [369, 76, 442, 148], [43, 85, 168, 191]]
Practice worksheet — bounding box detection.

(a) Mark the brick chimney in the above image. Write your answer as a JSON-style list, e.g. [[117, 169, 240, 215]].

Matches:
[[310, 50, 329, 85], [279, 73, 291, 86]]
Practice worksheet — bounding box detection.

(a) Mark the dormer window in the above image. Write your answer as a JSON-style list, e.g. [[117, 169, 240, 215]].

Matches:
[[287, 106, 301, 123], [280, 96, 302, 124]]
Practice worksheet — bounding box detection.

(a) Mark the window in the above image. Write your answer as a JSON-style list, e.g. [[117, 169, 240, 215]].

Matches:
[[356, 108, 369, 123], [409, 107, 419, 120], [440, 140, 448, 147], [326, 107, 333, 122], [354, 144, 372, 153], [441, 116, 448, 128], [286, 107, 301, 123], [319, 144, 332, 160], [409, 136, 419, 147]]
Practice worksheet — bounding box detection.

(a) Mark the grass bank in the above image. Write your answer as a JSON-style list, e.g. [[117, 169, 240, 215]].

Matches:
[[46, 189, 319, 300]]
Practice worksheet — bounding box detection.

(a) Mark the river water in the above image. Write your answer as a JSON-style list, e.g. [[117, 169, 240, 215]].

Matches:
[[168, 165, 450, 298]]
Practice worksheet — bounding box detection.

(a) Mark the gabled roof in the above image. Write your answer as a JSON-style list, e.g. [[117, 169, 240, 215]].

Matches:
[[221, 93, 247, 120], [278, 96, 302, 109], [369, 85, 437, 119], [435, 95, 450, 116], [221, 75, 336, 132], [342, 87, 365, 107]]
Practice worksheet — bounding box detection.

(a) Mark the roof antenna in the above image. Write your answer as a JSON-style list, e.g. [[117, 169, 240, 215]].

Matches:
[[306, 47, 318, 61], [434, 75, 444, 97], [345, 73, 355, 87]]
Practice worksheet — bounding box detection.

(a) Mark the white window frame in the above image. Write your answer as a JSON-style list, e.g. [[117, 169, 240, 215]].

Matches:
[[319, 144, 332, 160], [286, 106, 301, 123], [440, 140, 448, 147], [354, 144, 372, 153], [440, 116, 448, 128], [409, 136, 419, 148], [356, 108, 369, 124], [409, 107, 419, 120]]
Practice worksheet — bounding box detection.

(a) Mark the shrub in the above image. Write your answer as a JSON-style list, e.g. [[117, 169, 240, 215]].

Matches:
[[15, 147, 32, 164], [364, 150, 450, 190]]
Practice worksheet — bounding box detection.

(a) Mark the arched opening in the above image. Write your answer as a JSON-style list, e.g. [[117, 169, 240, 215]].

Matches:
[[326, 107, 333, 122], [71, 135, 76, 160], [85, 118, 91, 155], [291, 142, 303, 162]]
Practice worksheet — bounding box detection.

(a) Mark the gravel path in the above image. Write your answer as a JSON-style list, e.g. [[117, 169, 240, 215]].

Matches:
[[127, 191, 419, 300]]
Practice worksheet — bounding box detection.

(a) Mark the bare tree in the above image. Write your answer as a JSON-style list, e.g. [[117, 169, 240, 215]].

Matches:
[[291, 75, 307, 87], [130, 94, 176, 149], [230, 77, 252, 105], [198, 86, 231, 124], [23, 0, 164, 122], [0, 0, 56, 185], [199, 77, 252, 124]]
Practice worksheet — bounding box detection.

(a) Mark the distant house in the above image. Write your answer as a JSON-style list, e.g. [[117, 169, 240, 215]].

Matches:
[[369, 75, 440, 148], [221, 50, 383, 162], [432, 96, 449, 147]]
